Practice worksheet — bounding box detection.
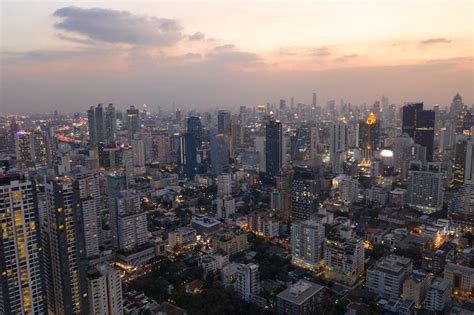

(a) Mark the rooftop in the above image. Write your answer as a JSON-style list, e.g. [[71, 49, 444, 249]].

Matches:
[[277, 280, 323, 306]]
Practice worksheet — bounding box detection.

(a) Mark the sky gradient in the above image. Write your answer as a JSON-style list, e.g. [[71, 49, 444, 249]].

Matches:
[[1, 0, 473, 113]]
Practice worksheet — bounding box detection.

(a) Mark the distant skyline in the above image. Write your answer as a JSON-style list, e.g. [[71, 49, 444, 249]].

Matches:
[[1, 0, 473, 113]]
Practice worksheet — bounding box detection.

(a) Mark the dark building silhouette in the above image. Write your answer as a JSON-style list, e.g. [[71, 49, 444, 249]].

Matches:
[[265, 120, 283, 176], [402, 103, 435, 162]]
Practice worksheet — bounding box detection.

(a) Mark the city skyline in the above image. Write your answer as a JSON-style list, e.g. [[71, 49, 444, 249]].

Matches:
[[1, 0, 473, 113]]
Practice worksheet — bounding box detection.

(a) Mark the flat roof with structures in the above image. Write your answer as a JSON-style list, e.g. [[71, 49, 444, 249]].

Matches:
[[277, 280, 323, 306]]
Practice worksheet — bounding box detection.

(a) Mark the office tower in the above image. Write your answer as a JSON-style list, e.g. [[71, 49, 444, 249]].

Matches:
[[106, 172, 127, 248], [175, 108, 181, 122], [217, 173, 232, 195], [178, 132, 197, 179], [453, 140, 468, 185], [456, 106, 472, 134], [71, 166, 100, 258], [87, 265, 123, 315], [230, 121, 243, 157], [450, 93, 464, 119], [217, 110, 231, 135], [105, 104, 117, 144], [15, 131, 33, 167], [276, 280, 323, 315], [312, 93, 317, 107], [394, 134, 414, 171], [210, 133, 230, 175], [329, 122, 347, 174], [151, 133, 171, 163], [265, 120, 283, 176], [279, 99, 286, 111], [95, 104, 105, 144], [121, 145, 134, 187], [131, 138, 145, 167], [115, 191, 148, 250], [407, 162, 444, 213], [465, 141, 474, 184], [291, 166, 316, 220], [357, 112, 380, 151], [291, 220, 325, 270], [402, 103, 435, 161], [366, 255, 413, 297], [126, 105, 140, 142], [236, 263, 260, 302], [254, 135, 266, 172], [0, 172, 45, 314], [31, 128, 49, 166], [324, 234, 365, 285], [426, 277, 451, 312], [88, 106, 97, 146], [187, 116, 202, 146], [43, 176, 88, 314]]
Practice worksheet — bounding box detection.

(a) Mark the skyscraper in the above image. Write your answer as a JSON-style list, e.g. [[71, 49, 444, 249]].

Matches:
[[71, 165, 101, 258], [178, 132, 198, 179], [105, 103, 117, 144], [454, 140, 468, 185], [465, 141, 474, 184], [217, 110, 231, 135], [210, 133, 230, 175], [88, 106, 97, 146], [187, 116, 202, 146], [0, 172, 45, 314], [43, 176, 88, 314], [127, 105, 140, 142], [95, 104, 105, 144], [402, 103, 435, 162], [329, 122, 347, 174], [15, 131, 33, 168], [106, 172, 127, 248], [291, 166, 317, 220], [265, 120, 283, 176], [279, 99, 286, 111]]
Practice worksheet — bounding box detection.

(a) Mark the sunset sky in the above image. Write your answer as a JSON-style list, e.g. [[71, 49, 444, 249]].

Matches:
[[1, 0, 473, 113]]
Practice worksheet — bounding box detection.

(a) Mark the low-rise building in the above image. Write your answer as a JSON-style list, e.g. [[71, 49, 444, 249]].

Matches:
[[426, 277, 451, 312], [212, 229, 248, 255], [191, 216, 222, 235], [366, 255, 413, 297], [276, 280, 324, 315], [444, 263, 474, 294], [401, 270, 433, 308]]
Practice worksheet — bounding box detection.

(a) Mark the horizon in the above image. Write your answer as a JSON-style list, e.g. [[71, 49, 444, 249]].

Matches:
[[1, 0, 473, 113]]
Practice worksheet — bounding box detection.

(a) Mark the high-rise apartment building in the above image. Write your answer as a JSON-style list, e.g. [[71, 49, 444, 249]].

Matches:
[[291, 220, 325, 270], [105, 103, 117, 144], [329, 122, 347, 174], [291, 166, 317, 220], [236, 263, 260, 302], [43, 176, 88, 314], [210, 133, 230, 175], [127, 105, 140, 142], [87, 265, 123, 315], [217, 110, 231, 135], [366, 255, 413, 297], [0, 172, 45, 314], [407, 162, 444, 213]]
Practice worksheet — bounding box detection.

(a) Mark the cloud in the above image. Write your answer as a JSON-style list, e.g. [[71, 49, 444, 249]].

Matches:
[[310, 47, 331, 57], [183, 52, 202, 59], [53, 6, 183, 46], [420, 38, 451, 45], [214, 44, 235, 51], [335, 53, 358, 62], [188, 32, 205, 41], [207, 45, 262, 66], [3, 48, 110, 62]]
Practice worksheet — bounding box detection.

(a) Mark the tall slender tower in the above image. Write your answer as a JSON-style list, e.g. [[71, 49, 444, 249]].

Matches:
[[105, 104, 117, 144], [0, 171, 45, 314], [265, 119, 283, 176], [43, 176, 88, 314]]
